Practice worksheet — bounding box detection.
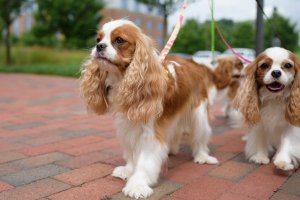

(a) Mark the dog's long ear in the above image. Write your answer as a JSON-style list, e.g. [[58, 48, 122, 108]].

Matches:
[[80, 59, 108, 115], [213, 59, 232, 89], [286, 55, 300, 126], [232, 60, 260, 126], [117, 32, 167, 124]]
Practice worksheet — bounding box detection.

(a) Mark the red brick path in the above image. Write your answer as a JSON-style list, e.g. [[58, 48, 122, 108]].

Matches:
[[0, 74, 299, 200]]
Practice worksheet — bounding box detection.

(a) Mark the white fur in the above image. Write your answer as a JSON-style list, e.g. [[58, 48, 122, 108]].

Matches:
[[94, 20, 218, 199], [167, 63, 177, 80], [246, 95, 300, 169], [113, 115, 168, 199], [245, 47, 300, 170], [170, 61, 181, 67], [111, 99, 218, 199]]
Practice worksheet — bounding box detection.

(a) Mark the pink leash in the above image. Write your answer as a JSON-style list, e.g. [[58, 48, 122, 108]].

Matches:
[[159, 0, 187, 62]]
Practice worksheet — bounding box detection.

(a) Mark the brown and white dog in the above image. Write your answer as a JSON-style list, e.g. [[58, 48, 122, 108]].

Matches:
[[233, 47, 300, 170], [80, 19, 218, 199], [213, 55, 244, 119]]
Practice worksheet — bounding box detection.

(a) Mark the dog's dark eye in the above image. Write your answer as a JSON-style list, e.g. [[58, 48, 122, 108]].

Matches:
[[260, 63, 269, 69], [284, 63, 293, 69], [96, 38, 100, 43], [115, 37, 125, 44]]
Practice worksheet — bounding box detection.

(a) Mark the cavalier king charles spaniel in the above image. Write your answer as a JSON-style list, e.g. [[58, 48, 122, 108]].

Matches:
[[80, 19, 218, 199], [214, 55, 244, 119], [233, 47, 300, 170]]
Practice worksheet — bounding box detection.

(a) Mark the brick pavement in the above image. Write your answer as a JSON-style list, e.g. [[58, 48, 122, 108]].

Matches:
[[0, 73, 299, 200]]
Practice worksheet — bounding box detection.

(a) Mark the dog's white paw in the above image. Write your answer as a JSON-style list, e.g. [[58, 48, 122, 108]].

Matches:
[[249, 154, 270, 164], [122, 182, 153, 199], [274, 160, 294, 171], [194, 154, 219, 164], [112, 166, 131, 180]]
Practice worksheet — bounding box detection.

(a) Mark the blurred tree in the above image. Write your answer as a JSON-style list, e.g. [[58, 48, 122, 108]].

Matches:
[[33, 0, 103, 48], [0, 0, 26, 65], [215, 19, 235, 51], [137, 0, 183, 43], [264, 13, 298, 51], [171, 19, 234, 54], [171, 19, 203, 54], [232, 21, 255, 49], [0, 19, 3, 43]]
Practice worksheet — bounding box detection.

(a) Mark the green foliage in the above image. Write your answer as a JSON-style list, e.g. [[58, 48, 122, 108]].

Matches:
[[0, 45, 87, 77], [232, 21, 255, 49], [0, 0, 27, 64], [171, 19, 203, 54], [0, 64, 81, 77], [32, 0, 103, 48], [171, 12, 298, 54], [0, 0, 25, 25], [0, 20, 3, 43], [171, 19, 235, 54], [0, 45, 86, 65], [264, 13, 299, 51]]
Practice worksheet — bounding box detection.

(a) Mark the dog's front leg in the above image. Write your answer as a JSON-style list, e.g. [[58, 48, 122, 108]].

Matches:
[[246, 124, 270, 164], [122, 122, 168, 199], [273, 129, 294, 171]]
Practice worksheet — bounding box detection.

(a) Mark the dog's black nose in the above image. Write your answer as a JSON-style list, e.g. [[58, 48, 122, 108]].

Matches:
[[96, 43, 107, 52], [271, 70, 282, 78]]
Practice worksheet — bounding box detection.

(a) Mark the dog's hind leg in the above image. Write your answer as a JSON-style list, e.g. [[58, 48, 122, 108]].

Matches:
[[191, 100, 219, 164]]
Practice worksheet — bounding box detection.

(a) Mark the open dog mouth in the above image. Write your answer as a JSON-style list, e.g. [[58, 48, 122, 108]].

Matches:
[[266, 82, 285, 92]]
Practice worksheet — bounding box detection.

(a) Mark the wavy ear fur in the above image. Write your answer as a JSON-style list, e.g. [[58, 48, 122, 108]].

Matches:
[[80, 59, 109, 115], [117, 33, 167, 124], [232, 61, 260, 126], [286, 56, 300, 126]]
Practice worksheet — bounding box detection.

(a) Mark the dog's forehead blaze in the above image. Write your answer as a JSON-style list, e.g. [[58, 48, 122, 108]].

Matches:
[[110, 25, 139, 43]]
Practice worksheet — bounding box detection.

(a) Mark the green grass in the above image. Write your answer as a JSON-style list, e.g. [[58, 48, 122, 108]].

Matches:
[[0, 45, 89, 77], [0, 64, 81, 77]]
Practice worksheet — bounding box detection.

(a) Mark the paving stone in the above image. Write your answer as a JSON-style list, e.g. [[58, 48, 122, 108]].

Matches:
[[208, 160, 257, 181], [48, 177, 123, 200], [0, 181, 13, 192], [111, 180, 182, 200], [279, 172, 300, 196], [0, 152, 70, 176], [171, 175, 235, 200], [164, 161, 215, 183], [55, 151, 113, 169], [1, 74, 299, 200], [230, 172, 288, 199], [3, 122, 46, 131], [54, 163, 113, 186], [270, 192, 300, 200], [0, 152, 26, 164], [0, 164, 69, 186], [0, 178, 71, 200]]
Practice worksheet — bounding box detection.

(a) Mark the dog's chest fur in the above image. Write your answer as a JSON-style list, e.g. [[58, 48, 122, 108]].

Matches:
[[259, 96, 289, 145]]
